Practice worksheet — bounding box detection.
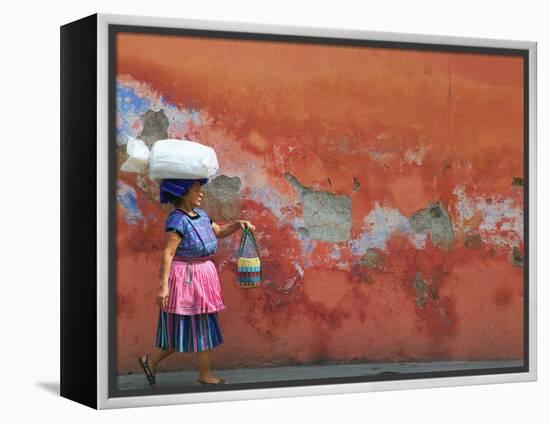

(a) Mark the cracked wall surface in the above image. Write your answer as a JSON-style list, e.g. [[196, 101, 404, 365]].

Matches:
[[114, 33, 526, 374]]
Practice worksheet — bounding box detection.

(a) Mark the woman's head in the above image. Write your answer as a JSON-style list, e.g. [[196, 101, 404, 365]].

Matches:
[[160, 178, 208, 207]]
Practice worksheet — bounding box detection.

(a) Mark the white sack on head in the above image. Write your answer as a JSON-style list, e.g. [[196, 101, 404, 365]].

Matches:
[[148, 139, 219, 180], [120, 137, 150, 173]]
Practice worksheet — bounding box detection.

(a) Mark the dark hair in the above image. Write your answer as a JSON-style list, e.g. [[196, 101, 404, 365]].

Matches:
[[164, 191, 183, 206]]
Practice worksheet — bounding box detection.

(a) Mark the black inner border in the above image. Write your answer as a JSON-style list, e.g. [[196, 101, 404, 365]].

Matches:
[[108, 23, 530, 399]]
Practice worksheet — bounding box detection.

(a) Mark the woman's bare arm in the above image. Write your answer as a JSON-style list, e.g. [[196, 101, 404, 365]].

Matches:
[[157, 231, 182, 308], [211, 221, 240, 238], [212, 220, 256, 238]]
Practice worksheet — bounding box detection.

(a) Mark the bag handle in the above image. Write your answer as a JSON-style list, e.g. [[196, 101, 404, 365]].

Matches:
[[247, 228, 261, 257], [177, 209, 207, 256], [238, 227, 260, 258], [238, 227, 247, 257]]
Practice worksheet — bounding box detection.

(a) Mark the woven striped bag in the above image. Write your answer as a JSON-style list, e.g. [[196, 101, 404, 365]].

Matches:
[[237, 227, 262, 288]]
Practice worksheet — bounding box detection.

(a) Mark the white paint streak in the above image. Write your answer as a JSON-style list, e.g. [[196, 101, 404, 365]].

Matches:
[[367, 150, 398, 164], [294, 262, 304, 277], [411, 233, 428, 249], [404, 145, 428, 165], [453, 185, 476, 230], [330, 245, 341, 259], [336, 262, 351, 270]]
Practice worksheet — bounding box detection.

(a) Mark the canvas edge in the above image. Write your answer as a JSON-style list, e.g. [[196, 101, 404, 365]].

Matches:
[[527, 42, 537, 383], [95, 12, 538, 410], [97, 12, 109, 411]]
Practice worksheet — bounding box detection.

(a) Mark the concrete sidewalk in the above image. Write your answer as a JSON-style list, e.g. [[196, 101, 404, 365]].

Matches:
[[118, 360, 522, 391]]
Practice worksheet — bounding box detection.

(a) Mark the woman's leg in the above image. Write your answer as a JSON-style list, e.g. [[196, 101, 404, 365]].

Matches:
[[149, 348, 175, 374], [197, 350, 223, 383]]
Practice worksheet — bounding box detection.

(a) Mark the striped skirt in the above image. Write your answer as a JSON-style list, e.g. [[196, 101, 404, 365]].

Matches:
[[155, 309, 224, 353]]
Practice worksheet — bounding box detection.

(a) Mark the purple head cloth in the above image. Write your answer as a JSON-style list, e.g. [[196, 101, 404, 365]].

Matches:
[[160, 178, 208, 204]]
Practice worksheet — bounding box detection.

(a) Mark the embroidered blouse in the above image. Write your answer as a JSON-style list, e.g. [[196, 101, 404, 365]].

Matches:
[[164, 208, 218, 257]]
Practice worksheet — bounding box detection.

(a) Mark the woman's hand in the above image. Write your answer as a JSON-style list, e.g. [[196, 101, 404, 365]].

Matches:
[[237, 220, 256, 232], [156, 285, 169, 309]]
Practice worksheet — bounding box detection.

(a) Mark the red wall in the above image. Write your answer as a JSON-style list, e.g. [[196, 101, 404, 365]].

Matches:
[[115, 33, 524, 374]]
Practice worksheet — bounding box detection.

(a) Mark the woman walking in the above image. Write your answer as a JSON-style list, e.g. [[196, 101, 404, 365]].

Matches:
[[138, 178, 255, 387]]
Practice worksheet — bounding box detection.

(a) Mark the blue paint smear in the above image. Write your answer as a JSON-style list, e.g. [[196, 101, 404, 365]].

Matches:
[[300, 239, 317, 257], [117, 85, 152, 115], [116, 181, 143, 225], [116, 84, 154, 145]]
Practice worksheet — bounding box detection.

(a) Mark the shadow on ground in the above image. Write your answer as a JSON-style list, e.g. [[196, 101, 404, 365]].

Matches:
[[36, 382, 60, 396]]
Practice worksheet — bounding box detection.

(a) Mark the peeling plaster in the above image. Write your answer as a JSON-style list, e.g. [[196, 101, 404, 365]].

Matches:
[[350, 203, 413, 254], [248, 185, 288, 225], [350, 201, 455, 255], [367, 150, 397, 164], [404, 145, 427, 165], [116, 75, 206, 146], [453, 185, 523, 248]]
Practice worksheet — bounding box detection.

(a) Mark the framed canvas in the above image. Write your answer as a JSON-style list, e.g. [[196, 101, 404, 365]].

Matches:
[[60, 13, 537, 409]]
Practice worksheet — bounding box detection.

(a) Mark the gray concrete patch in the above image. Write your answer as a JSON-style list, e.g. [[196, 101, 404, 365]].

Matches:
[[285, 173, 352, 242], [360, 248, 385, 269], [138, 109, 169, 147], [464, 233, 482, 249], [413, 272, 428, 307], [207, 175, 242, 197], [202, 175, 242, 222], [512, 246, 524, 267], [409, 202, 455, 251], [511, 177, 524, 188], [353, 177, 361, 192]]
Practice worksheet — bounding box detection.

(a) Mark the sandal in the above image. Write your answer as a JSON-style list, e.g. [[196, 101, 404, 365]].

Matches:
[[138, 355, 158, 388], [197, 377, 228, 385]]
